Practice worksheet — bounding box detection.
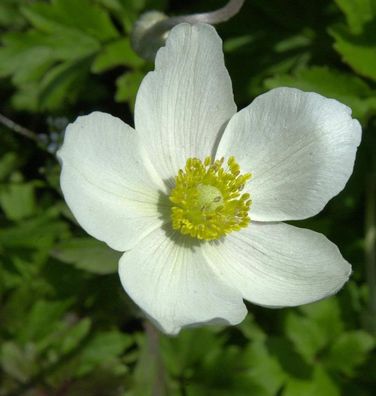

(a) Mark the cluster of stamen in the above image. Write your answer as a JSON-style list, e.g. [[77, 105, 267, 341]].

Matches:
[[169, 156, 252, 240]]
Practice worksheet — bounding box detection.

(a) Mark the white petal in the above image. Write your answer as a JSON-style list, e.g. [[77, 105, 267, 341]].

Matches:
[[118, 227, 247, 334], [135, 23, 236, 183], [217, 88, 361, 221], [203, 222, 351, 307], [58, 112, 166, 251]]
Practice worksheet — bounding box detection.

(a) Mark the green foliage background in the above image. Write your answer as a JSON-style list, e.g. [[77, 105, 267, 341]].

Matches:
[[0, 0, 375, 395]]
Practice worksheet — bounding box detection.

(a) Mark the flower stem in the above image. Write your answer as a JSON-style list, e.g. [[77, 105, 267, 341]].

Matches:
[[144, 320, 166, 396], [131, 0, 245, 61], [0, 113, 39, 142]]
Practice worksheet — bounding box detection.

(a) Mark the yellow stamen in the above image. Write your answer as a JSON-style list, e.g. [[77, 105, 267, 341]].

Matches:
[[169, 156, 252, 240]]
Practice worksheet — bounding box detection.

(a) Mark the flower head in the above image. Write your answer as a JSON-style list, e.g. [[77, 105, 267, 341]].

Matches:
[[58, 24, 361, 335]]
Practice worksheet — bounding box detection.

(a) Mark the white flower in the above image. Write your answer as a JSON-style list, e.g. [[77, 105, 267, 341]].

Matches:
[[58, 23, 361, 335]]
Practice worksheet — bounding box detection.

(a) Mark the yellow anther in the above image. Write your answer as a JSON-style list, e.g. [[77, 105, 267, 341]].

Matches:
[[169, 156, 252, 241]]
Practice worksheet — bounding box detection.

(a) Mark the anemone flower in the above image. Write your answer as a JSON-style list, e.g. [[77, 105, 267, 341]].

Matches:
[[58, 23, 361, 334]]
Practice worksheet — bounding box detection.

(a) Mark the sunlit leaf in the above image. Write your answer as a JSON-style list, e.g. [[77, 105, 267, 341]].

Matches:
[[334, 0, 375, 34], [21, 0, 118, 41], [329, 23, 376, 82]]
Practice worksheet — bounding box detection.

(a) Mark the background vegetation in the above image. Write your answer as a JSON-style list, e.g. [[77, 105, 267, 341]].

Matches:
[[0, 0, 375, 395]]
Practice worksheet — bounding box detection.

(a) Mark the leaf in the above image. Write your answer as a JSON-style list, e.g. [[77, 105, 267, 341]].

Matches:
[[283, 365, 340, 396], [0, 152, 19, 181], [11, 83, 40, 112], [38, 57, 93, 110], [266, 337, 312, 380], [324, 331, 375, 376], [0, 31, 55, 83], [18, 299, 72, 343], [51, 237, 121, 274], [334, 0, 375, 34], [57, 318, 92, 355], [75, 331, 132, 376], [0, 30, 96, 110], [329, 23, 376, 82], [0, 0, 27, 28], [0, 182, 36, 221], [21, 0, 118, 41], [92, 37, 144, 73], [0, 342, 37, 382], [298, 299, 344, 343], [244, 340, 286, 396], [265, 66, 376, 122], [42, 29, 100, 61], [0, 0, 122, 112], [96, 0, 148, 33], [115, 70, 144, 109], [237, 313, 266, 342], [0, 212, 69, 249], [284, 311, 327, 363], [161, 328, 224, 376]]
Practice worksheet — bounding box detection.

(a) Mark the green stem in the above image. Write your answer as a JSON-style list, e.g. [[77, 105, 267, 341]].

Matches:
[[365, 171, 376, 332], [144, 320, 166, 396]]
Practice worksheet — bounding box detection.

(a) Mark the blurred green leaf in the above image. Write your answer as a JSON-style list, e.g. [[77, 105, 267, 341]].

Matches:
[[38, 58, 93, 110], [0, 31, 92, 110], [324, 331, 375, 376], [161, 328, 224, 377], [237, 313, 266, 342], [266, 337, 312, 380], [186, 344, 271, 396], [75, 330, 132, 376], [92, 37, 143, 73], [0, 211, 69, 249], [0, 342, 37, 382], [0, 0, 27, 28], [0, 31, 55, 83], [0, 0, 124, 111], [0, 152, 19, 181], [21, 0, 118, 41], [57, 318, 92, 355], [0, 182, 36, 221], [284, 311, 327, 363], [245, 340, 286, 396], [299, 299, 344, 344], [329, 23, 376, 82], [18, 299, 72, 343], [97, 0, 160, 32], [115, 70, 144, 110], [334, 0, 375, 34], [283, 365, 340, 396], [51, 237, 121, 274]]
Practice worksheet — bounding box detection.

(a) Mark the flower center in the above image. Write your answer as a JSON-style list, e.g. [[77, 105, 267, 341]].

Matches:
[[169, 156, 252, 240]]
